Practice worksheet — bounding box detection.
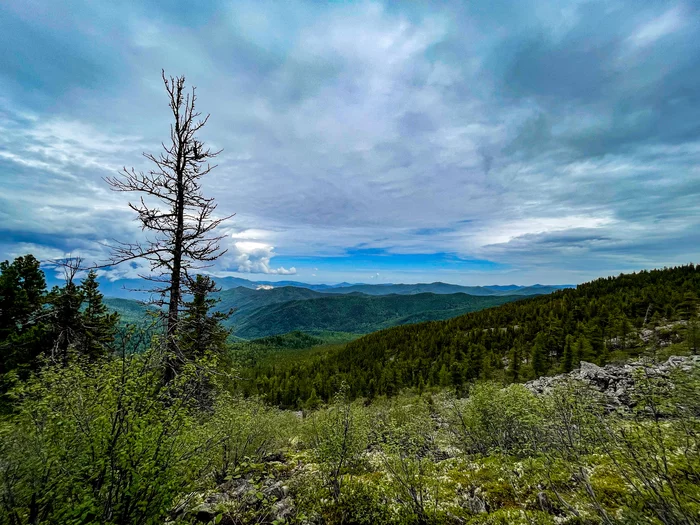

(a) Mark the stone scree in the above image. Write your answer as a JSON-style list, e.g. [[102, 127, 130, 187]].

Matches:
[[524, 355, 700, 408]]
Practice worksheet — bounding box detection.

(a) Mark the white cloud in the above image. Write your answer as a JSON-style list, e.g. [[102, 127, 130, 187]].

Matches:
[[228, 241, 296, 275], [230, 228, 275, 240], [627, 7, 685, 48], [474, 215, 615, 248]]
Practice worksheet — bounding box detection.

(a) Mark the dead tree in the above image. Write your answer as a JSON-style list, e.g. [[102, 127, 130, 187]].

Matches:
[[105, 71, 233, 380]]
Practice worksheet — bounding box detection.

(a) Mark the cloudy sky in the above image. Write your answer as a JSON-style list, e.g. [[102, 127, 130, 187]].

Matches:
[[1, 0, 699, 286]]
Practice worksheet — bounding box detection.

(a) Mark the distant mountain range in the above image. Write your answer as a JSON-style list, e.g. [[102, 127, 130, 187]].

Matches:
[[308, 282, 571, 297], [103, 278, 573, 340], [93, 275, 573, 300]]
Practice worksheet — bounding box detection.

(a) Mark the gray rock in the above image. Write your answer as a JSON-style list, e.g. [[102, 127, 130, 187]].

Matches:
[[463, 494, 488, 514], [272, 498, 295, 521], [525, 355, 700, 409], [461, 487, 488, 514]]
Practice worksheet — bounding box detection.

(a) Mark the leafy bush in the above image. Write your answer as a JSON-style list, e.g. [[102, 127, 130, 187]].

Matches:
[[206, 394, 298, 484], [440, 383, 544, 456], [0, 351, 207, 525], [306, 385, 370, 505]]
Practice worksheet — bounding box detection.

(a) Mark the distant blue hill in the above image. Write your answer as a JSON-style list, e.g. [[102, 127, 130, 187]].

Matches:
[[99, 279, 575, 340], [46, 272, 574, 300]]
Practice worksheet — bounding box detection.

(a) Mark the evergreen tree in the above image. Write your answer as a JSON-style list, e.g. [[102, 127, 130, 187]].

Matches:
[[562, 335, 574, 372], [0, 255, 47, 374], [531, 333, 548, 378], [508, 345, 521, 382], [306, 387, 321, 410], [78, 270, 119, 359], [687, 316, 699, 355], [178, 275, 230, 360], [45, 273, 84, 365], [438, 364, 451, 387], [573, 335, 589, 367], [678, 292, 699, 320]]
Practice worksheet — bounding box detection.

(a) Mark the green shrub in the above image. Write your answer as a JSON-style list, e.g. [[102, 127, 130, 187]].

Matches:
[[205, 394, 298, 484], [307, 385, 370, 507], [440, 383, 544, 456], [0, 351, 206, 525]]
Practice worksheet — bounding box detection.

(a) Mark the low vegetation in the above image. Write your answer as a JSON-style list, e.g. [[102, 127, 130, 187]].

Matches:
[[1, 353, 699, 524]]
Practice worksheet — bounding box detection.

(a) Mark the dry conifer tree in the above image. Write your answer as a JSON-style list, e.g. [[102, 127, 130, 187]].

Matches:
[[105, 71, 232, 380]]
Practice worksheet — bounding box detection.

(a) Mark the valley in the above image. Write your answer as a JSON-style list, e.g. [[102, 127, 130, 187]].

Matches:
[[103, 279, 568, 339]]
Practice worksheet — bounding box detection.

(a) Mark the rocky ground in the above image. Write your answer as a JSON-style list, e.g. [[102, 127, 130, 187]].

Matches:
[[525, 355, 700, 408]]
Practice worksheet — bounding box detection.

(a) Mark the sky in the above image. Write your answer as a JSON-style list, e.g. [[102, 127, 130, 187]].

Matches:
[[1, 0, 699, 287]]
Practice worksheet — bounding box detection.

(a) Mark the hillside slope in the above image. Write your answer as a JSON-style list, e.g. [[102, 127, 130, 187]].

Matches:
[[239, 265, 700, 407], [213, 286, 323, 325], [103, 298, 155, 326], [232, 293, 522, 339], [104, 287, 526, 340]]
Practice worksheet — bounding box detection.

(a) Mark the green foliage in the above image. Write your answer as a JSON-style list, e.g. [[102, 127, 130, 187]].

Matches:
[[307, 384, 370, 505], [0, 350, 207, 524], [1, 353, 699, 524], [178, 275, 231, 360], [43, 269, 119, 364], [1, 257, 118, 391], [440, 383, 544, 456], [370, 395, 444, 524], [2, 258, 700, 524], [232, 292, 521, 339], [0, 255, 47, 375], [78, 270, 120, 359], [243, 264, 700, 409], [205, 394, 297, 484]]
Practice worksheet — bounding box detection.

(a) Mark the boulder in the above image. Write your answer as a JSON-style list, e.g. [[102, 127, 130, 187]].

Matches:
[[525, 356, 700, 409]]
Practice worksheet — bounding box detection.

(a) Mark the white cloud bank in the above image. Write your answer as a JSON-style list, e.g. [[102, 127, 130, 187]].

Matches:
[[229, 241, 296, 275]]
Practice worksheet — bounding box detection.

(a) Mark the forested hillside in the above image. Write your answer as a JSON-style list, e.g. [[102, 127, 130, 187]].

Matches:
[[231, 292, 520, 338], [238, 265, 700, 407], [214, 286, 323, 326], [103, 297, 155, 326], [103, 287, 526, 339]]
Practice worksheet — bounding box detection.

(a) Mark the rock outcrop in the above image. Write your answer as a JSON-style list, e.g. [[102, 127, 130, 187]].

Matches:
[[168, 467, 295, 524], [525, 355, 700, 408]]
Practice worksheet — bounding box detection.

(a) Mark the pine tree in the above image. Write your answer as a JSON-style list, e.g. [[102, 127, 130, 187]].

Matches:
[[562, 335, 574, 372], [45, 260, 88, 365], [574, 335, 590, 367], [306, 387, 321, 410], [678, 292, 698, 320], [508, 345, 521, 382], [0, 255, 48, 374], [531, 333, 548, 378], [687, 315, 699, 355], [178, 275, 230, 359], [79, 270, 119, 359]]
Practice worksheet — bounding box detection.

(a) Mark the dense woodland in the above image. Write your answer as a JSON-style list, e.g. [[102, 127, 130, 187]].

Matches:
[[229, 292, 520, 339], [104, 285, 526, 340], [236, 265, 700, 408], [0, 255, 119, 384]]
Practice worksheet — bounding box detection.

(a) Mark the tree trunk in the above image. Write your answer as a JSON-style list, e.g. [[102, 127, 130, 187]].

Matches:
[[165, 115, 186, 382]]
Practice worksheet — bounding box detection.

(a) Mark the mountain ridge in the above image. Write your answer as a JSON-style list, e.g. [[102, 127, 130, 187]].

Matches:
[[105, 287, 531, 339], [72, 274, 573, 300]]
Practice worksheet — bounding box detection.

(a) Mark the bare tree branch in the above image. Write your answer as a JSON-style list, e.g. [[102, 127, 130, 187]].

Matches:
[[103, 71, 233, 381]]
